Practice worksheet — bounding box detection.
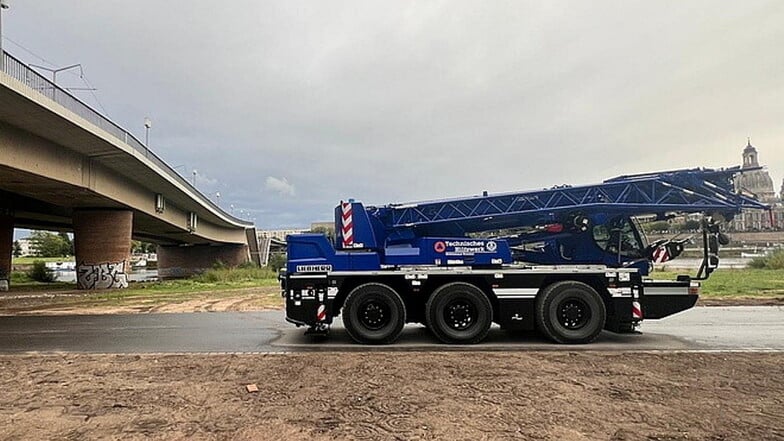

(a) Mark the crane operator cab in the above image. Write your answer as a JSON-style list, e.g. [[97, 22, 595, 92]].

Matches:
[[594, 217, 647, 261], [517, 213, 712, 277]]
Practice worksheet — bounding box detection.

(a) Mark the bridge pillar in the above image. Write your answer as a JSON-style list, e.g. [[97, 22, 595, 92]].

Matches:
[[0, 213, 12, 292], [73, 210, 133, 289], [157, 244, 250, 279]]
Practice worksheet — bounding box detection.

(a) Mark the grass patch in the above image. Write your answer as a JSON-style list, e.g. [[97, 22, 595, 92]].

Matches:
[[3, 266, 282, 312], [7, 280, 75, 292], [193, 265, 278, 284], [79, 284, 282, 310], [10, 271, 73, 291], [10, 272, 33, 283], [651, 268, 784, 298], [124, 267, 280, 296], [12, 257, 74, 265]]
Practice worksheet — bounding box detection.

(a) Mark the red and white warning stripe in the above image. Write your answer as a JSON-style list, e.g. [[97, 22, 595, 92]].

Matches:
[[341, 201, 354, 248], [632, 301, 643, 320], [316, 304, 327, 321], [652, 246, 670, 264]]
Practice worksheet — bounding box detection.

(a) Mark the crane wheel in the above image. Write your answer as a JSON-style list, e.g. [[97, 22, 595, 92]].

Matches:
[[425, 282, 492, 344], [342, 283, 406, 345], [535, 281, 606, 344]]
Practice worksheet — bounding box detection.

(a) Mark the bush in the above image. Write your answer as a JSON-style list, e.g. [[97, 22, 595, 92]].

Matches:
[[193, 266, 277, 284], [748, 249, 784, 270], [267, 253, 287, 272], [766, 249, 784, 270], [26, 261, 57, 283], [10, 272, 32, 283], [748, 256, 768, 269]]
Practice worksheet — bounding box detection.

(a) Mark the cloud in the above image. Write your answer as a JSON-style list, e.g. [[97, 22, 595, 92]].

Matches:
[[265, 176, 296, 197], [194, 173, 218, 188], [6, 1, 784, 228]]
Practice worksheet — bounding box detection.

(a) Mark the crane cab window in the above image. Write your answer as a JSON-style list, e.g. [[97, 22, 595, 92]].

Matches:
[[592, 217, 644, 258]]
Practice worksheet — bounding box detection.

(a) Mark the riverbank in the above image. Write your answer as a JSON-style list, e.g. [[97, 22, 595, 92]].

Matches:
[[2, 267, 782, 315]]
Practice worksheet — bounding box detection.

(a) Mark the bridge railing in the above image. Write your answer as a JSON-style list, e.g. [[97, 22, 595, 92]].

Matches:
[[1, 50, 252, 227]]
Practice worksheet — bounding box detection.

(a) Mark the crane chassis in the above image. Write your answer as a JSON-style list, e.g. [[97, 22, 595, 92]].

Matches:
[[281, 166, 768, 344]]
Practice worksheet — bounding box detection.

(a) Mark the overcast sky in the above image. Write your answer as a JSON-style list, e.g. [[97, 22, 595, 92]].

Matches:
[[4, 0, 783, 230]]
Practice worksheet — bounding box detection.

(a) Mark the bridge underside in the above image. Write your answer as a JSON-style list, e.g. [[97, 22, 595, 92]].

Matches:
[[0, 165, 220, 245], [0, 157, 252, 291]]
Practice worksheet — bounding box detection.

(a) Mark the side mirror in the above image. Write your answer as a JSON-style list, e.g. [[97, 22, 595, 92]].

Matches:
[[708, 236, 719, 254]]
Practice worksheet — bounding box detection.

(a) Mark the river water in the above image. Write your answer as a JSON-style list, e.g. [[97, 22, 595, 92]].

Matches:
[[46, 258, 748, 283], [654, 257, 751, 270]]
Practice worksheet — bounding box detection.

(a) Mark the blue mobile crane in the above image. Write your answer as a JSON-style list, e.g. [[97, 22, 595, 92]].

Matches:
[[281, 166, 768, 344]]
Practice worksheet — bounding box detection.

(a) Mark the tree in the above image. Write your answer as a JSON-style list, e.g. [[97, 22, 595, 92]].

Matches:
[[131, 240, 157, 254], [29, 231, 71, 257], [683, 220, 702, 231], [12, 240, 22, 258], [310, 226, 335, 242], [267, 253, 287, 272], [58, 232, 74, 255]]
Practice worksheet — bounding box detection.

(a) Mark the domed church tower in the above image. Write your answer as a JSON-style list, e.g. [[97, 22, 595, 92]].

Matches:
[[735, 138, 777, 203], [742, 138, 760, 168]]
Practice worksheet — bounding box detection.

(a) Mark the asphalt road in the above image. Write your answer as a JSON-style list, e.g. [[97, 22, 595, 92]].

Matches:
[[0, 306, 782, 354]]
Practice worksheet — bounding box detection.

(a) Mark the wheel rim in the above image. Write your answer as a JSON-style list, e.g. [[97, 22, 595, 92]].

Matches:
[[358, 299, 391, 331], [443, 299, 476, 331], [557, 297, 591, 330]]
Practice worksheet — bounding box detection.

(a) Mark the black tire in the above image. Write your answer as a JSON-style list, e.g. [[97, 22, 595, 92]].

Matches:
[[535, 281, 606, 344], [425, 282, 493, 344], [342, 283, 406, 345]]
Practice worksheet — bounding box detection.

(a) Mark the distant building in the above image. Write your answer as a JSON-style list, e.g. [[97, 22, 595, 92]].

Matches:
[[734, 139, 777, 203], [257, 229, 308, 242], [729, 139, 783, 231], [16, 237, 34, 256]]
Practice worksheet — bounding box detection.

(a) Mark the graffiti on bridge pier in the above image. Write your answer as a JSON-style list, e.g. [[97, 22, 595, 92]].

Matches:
[[77, 261, 129, 289]]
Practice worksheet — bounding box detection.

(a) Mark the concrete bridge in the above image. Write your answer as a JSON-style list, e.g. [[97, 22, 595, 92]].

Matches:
[[0, 51, 261, 290]]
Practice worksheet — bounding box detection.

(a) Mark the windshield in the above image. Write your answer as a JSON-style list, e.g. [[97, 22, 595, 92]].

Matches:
[[592, 217, 645, 258]]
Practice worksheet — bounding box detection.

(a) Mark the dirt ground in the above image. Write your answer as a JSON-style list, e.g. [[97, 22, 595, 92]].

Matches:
[[0, 352, 782, 440], [1, 285, 782, 316], [0, 286, 282, 315], [696, 297, 784, 306]]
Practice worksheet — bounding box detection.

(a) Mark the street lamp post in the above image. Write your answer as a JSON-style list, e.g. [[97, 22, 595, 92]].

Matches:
[[215, 192, 221, 206], [144, 117, 152, 146], [192, 170, 197, 187], [29, 63, 87, 100], [0, 0, 10, 71]]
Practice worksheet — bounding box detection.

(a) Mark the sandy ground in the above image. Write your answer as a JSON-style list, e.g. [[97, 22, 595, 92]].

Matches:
[[1, 285, 781, 316], [0, 286, 282, 315], [0, 352, 782, 440]]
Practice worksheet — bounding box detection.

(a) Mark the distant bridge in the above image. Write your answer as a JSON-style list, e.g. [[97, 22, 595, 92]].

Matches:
[[0, 51, 261, 289]]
